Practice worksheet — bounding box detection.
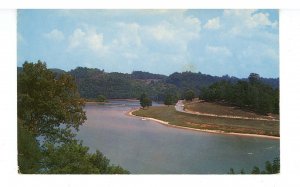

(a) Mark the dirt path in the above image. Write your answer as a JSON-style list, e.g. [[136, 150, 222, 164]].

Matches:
[[175, 100, 279, 122]]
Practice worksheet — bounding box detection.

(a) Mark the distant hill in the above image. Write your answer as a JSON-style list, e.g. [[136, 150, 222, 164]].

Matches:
[[17, 67, 66, 75], [17, 66, 279, 100], [131, 71, 167, 80], [49, 68, 66, 75]]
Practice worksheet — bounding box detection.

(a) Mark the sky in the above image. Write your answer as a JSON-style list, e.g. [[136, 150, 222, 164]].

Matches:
[[17, 9, 279, 78]]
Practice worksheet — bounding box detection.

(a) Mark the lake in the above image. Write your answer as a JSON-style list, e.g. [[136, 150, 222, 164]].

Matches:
[[77, 100, 280, 174]]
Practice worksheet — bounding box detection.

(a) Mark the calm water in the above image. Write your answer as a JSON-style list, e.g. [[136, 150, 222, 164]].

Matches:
[[77, 100, 280, 174]]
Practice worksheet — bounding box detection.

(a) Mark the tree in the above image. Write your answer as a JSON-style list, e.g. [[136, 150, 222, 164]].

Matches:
[[18, 61, 86, 143], [140, 93, 152, 109], [248, 73, 261, 85], [164, 94, 173, 106], [18, 120, 42, 173], [97, 94, 107, 102], [184, 90, 195, 101], [41, 140, 130, 174], [200, 73, 279, 115], [17, 61, 129, 174], [251, 166, 260, 174]]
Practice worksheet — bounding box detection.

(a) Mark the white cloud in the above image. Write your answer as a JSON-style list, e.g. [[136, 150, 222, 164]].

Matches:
[[43, 29, 65, 42], [247, 12, 273, 28], [111, 14, 201, 55], [206, 45, 232, 56], [68, 28, 108, 55], [224, 10, 277, 29], [204, 17, 220, 30], [147, 22, 176, 41], [68, 28, 85, 48], [113, 22, 142, 48]]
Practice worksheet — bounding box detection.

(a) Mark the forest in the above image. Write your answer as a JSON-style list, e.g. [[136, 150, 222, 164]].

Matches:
[[18, 66, 279, 102], [200, 73, 279, 114]]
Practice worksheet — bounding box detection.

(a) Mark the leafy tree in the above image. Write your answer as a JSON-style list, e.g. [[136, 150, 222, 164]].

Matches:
[[251, 166, 260, 174], [18, 61, 86, 143], [18, 120, 42, 174], [41, 140, 130, 174], [97, 94, 107, 102], [164, 94, 173, 106], [42, 141, 99, 174], [228, 168, 235, 174], [248, 73, 261, 85], [18, 61, 129, 174], [184, 90, 195, 101], [140, 93, 152, 109]]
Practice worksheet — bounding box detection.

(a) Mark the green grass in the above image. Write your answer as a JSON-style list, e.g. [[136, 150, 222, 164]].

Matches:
[[184, 100, 279, 120], [132, 106, 279, 137]]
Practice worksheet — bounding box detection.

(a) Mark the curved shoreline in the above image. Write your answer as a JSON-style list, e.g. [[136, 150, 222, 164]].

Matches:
[[127, 108, 279, 140]]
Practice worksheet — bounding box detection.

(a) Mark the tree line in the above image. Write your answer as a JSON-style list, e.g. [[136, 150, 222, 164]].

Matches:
[[18, 61, 129, 174], [20, 66, 277, 103], [228, 157, 280, 174], [200, 73, 279, 115]]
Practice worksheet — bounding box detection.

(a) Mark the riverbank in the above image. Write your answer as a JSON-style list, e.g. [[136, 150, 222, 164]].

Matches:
[[85, 98, 139, 104], [177, 100, 279, 121], [128, 107, 279, 140]]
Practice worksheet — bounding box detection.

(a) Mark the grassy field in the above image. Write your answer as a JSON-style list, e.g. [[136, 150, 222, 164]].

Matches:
[[132, 106, 279, 137], [184, 100, 279, 120]]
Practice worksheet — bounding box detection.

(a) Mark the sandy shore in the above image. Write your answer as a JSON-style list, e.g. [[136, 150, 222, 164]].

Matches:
[[127, 108, 279, 140]]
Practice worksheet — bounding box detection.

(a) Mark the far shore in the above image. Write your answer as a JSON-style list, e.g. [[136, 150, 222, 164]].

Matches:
[[127, 108, 280, 140], [85, 98, 139, 104]]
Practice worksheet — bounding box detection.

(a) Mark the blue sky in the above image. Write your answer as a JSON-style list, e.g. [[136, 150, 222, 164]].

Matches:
[[17, 10, 279, 78]]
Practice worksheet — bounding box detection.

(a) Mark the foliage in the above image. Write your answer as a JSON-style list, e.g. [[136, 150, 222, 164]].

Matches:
[[131, 71, 167, 80], [140, 93, 152, 108], [19, 66, 279, 101], [228, 157, 280, 174], [164, 94, 173, 106], [18, 120, 42, 174], [41, 140, 130, 174], [17, 61, 129, 174], [69, 67, 178, 101], [200, 73, 279, 115], [18, 61, 86, 143], [184, 89, 195, 101], [97, 94, 107, 102]]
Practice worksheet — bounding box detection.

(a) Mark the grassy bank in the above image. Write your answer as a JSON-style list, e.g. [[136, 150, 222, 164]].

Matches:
[[132, 106, 279, 137], [184, 100, 279, 120]]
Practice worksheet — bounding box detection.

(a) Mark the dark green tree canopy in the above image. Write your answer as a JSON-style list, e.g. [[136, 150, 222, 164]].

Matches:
[[164, 92, 178, 106], [97, 94, 107, 102], [18, 61, 86, 142], [18, 61, 129, 174], [200, 74, 279, 115], [139, 93, 152, 108], [184, 90, 195, 101], [248, 73, 261, 85]]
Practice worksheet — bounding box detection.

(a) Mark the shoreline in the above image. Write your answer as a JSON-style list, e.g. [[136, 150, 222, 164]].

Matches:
[[127, 108, 279, 140], [85, 99, 139, 104]]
